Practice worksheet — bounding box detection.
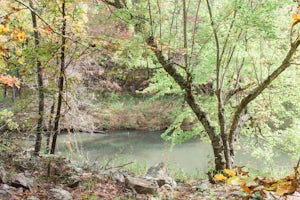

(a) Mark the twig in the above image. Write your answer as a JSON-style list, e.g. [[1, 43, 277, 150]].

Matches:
[[105, 161, 134, 170], [290, 62, 300, 65]]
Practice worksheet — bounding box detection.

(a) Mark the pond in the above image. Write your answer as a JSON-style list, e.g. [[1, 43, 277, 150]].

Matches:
[[52, 130, 295, 176]]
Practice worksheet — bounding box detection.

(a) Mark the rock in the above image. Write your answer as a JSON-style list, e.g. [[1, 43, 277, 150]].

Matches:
[[49, 188, 72, 200], [10, 173, 34, 191], [0, 189, 11, 199], [113, 169, 135, 183], [0, 167, 6, 183], [145, 162, 176, 187], [125, 175, 158, 194], [101, 168, 135, 183], [0, 184, 10, 190], [112, 170, 125, 183], [63, 175, 80, 188], [196, 182, 210, 192]]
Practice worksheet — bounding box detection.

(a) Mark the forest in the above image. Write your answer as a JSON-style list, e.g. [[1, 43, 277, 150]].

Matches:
[[1, 0, 300, 199]]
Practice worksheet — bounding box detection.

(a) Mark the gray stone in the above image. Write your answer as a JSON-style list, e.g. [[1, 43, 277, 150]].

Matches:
[[11, 173, 34, 191], [64, 175, 80, 188], [125, 175, 158, 194], [145, 162, 176, 188], [196, 182, 210, 192], [0, 184, 10, 190], [49, 188, 72, 200], [112, 170, 125, 183], [0, 189, 11, 199], [0, 167, 6, 183]]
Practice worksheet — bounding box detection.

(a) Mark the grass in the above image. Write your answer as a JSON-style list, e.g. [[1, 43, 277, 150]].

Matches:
[[246, 165, 295, 179], [89, 93, 177, 131]]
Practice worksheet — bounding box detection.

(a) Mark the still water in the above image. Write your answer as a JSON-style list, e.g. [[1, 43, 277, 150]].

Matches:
[[52, 131, 295, 175]]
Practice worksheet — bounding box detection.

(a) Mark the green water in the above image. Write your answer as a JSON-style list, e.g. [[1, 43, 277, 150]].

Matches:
[[53, 131, 295, 175]]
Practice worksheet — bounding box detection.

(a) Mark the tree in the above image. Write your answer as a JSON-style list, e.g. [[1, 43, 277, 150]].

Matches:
[[50, 0, 67, 154], [11, 0, 92, 154], [0, 3, 24, 100], [29, 0, 45, 155], [102, 0, 300, 171]]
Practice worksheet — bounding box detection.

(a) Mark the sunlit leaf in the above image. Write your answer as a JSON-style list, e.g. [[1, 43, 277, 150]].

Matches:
[[17, 58, 24, 65], [214, 174, 227, 181], [224, 169, 236, 177], [292, 13, 300, 21], [15, 49, 22, 56], [0, 24, 9, 34], [275, 181, 297, 196], [241, 183, 252, 194], [227, 176, 242, 185]]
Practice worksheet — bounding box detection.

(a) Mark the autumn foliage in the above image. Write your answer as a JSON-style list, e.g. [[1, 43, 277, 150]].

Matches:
[[0, 8, 26, 88], [214, 162, 300, 198], [292, 5, 300, 27], [0, 74, 20, 88]]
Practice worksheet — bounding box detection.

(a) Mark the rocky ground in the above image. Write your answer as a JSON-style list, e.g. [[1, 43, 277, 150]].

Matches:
[[1, 144, 300, 200]]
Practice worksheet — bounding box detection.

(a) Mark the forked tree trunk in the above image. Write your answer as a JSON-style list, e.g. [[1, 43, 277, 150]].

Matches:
[[146, 36, 226, 170], [103, 0, 300, 172]]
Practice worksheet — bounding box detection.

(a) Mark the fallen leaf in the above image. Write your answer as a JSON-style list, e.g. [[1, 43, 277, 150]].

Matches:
[[214, 174, 227, 181], [224, 169, 236, 177], [275, 182, 296, 196], [227, 176, 242, 186]]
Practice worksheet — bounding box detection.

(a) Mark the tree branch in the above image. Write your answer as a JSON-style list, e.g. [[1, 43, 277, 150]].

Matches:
[[14, 0, 93, 49], [229, 38, 300, 141]]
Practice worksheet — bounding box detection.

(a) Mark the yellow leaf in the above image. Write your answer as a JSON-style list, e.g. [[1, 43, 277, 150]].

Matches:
[[0, 24, 9, 34], [214, 174, 227, 181], [15, 49, 22, 56], [224, 169, 236, 177], [17, 58, 24, 65], [17, 32, 26, 41], [227, 176, 242, 185], [292, 13, 300, 21]]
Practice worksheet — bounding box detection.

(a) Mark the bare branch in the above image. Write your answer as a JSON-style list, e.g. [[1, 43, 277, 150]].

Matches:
[[224, 82, 256, 104]]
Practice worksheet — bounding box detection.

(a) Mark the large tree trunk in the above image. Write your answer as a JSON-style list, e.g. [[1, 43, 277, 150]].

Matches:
[[50, 0, 66, 154], [185, 92, 225, 170], [103, 0, 300, 172], [30, 0, 44, 155], [146, 36, 226, 170]]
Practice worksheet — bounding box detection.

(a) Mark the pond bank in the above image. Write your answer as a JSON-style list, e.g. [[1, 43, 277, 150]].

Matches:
[[33, 131, 294, 178], [1, 142, 299, 200]]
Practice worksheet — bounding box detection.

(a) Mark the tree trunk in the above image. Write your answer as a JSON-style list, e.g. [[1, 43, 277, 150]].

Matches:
[[30, 0, 45, 155], [11, 86, 16, 102], [46, 98, 55, 153], [185, 92, 225, 170], [102, 0, 300, 172], [3, 85, 7, 98], [51, 0, 66, 154], [146, 36, 226, 171]]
